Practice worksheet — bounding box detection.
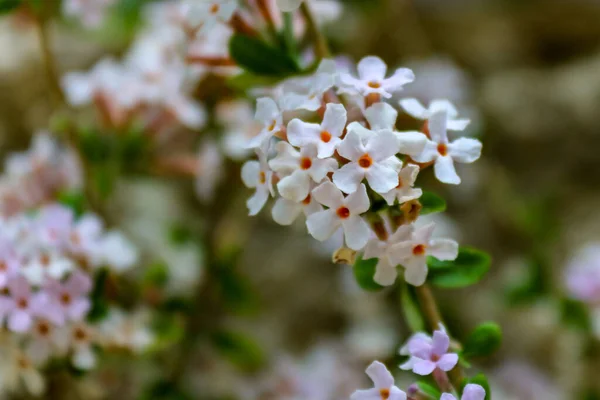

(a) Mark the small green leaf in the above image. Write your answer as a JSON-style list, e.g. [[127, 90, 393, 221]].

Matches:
[[0, 0, 21, 14], [229, 34, 300, 76], [87, 269, 110, 322], [57, 191, 85, 217], [400, 283, 425, 332], [420, 191, 446, 215], [416, 381, 441, 399], [353, 254, 384, 291], [462, 322, 502, 359], [211, 330, 265, 371], [144, 262, 169, 288], [560, 298, 592, 332], [428, 247, 491, 288], [461, 373, 491, 400]]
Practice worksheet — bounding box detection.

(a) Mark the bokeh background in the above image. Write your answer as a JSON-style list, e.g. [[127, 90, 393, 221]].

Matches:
[[2, 0, 600, 399]]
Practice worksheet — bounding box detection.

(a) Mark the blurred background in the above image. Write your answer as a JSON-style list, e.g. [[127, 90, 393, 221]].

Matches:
[[2, 0, 600, 399]]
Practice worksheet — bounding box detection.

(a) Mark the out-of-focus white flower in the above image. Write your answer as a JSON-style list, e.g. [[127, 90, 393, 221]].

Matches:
[[333, 129, 401, 194], [380, 164, 422, 206], [363, 225, 413, 286], [195, 140, 224, 202], [21, 252, 74, 286], [242, 150, 274, 216], [350, 361, 406, 400], [217, 101, 262, 161], [59, 322, 97, 370], [63, 0, 118, 28], [96, 231, 139, 272], [287, 103, 347, 159], [271, 190, 323, 226], [399, 98, 470, 131], [306, 182, 370, 250], [185, 0, 238, 34], [0, 336, 45, 396], [99, 308, 154, 353], [339, 56, 414, 98], [269, 142, 337, 202], [412, 110, 482, 185], [281, 60, 337, 111], [246, 97, 285, 150]]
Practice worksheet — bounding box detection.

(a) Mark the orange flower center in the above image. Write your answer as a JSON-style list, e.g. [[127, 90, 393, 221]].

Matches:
[[268, 120, 277, 131], [37, 322, 50, 336], [17, 298, 28, 309], [0, 261, 6, 272], [412, 244, 426, 256], [70, 232, 81, 245], [300, 157, 312, 170], [74, 327, 88, 341], [302, 194, 312, 205], [40, 253, 50, 267], [380, 389, 390, 399], [210, 3, 220, 14], [320, 130, 332, 143], [437, 143, 448, 156], [61, 293, 71, 305], [259, 171, 266, 184], [358, 154, 373, 168], [336, 206, 350, 219], [368, 81, 381, 89]]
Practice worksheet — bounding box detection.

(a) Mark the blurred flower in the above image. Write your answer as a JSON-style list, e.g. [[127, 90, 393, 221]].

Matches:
[[195, 140, 224, 202], [399, 99, 470, 131], [0, 335, 45, 396], [63, 0, 118, 28], [339, 56, 415, 99], [99, 308, 154, 353], [350, 361, 406, 400], [363, 224, 413, 286], [242, 149, 274, 216], [441, 384, 486, 400], [246, 97, 285, 149], [400, 326, 458, 376], [380, 164, 422, 206]]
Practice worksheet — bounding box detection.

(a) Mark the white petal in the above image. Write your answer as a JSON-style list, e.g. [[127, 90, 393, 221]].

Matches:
[[247, 187, 270, 216], [255, 97, 280, 123], [317, 138, 341, 159], [399, 98, 429, 120], [73, 346, 95, 370], [241, 160, 260, 188], [428, 239, 459, 261], [333, 163, 365, 194], [245, 129, 272, 149], [364, 103, 397, 131], [403, 257, 428, 286], [337, 130, 365, 161], [357, 56, 387, 81], [365, 130, 400, 162], [22, 369, 45, 396], [365, 162, 399, 193], [411, 140, 438, 163], [269, 141, 300, 174], [309, 157, 337, 182], [374, 259, 398, 286], [343, 217, 370, 250], [446, 119, 471, 131], [350, 388, 382, 400], [400, 164, 420, 186], [414, 222, 436, 243], [365, 360, 394, 389], [272, 198, 303, 226], [307, 210, 340, 241], [434, 156, 460, 185], [381, 68, 415, 93], [396, 131, 428, 157], [428, 110, 448, 144], [429, 99, 458, 118], [321, 103, 347, 138], [276, 0, 303, 12], [287, 119, 321, 147], [347, 122, 376, 143], [312, 181, 344, 209], [277, 171, 310, 202], [363, 239, 385, 260], [448, 138, 482, 164], [345, 183, 370, 214]]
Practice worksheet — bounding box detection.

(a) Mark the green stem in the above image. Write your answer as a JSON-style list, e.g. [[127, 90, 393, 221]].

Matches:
[[299, 2, 330, 59], [282, 12, 296, 57]]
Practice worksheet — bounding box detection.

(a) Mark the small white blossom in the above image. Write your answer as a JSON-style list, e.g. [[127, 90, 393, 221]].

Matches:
[[96, 232, 139, 272], [241, 150, 274, 216], [412, 110, 482, 185], [339, 56, 414, 98], [0, 337, 45, 396], [363, 224, 413, 286], [186, 0, 238, 34], [195, 140, 224, 202], [390, 223, 458, 286], [246, 97, 285, 149], [399, 98, 470, 131], [350, 361, 406, 400], [333, 129, 401, 194], [287, 103, 347, 159], [21, 253, 74, 286], [380, 164, 422, 206], [306, 182, 371, 250], [269, 142, 338, 202], [271, 189, 322, 226], [63, 0, 117, 28], [281, 60, 337, 111]]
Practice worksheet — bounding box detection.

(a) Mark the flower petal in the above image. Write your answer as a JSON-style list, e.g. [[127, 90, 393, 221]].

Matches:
[[366, 130, 400, 161], [255, 97, 279, 123], [272, 198, 303, 226], [396, 131, 428, 157], [287, 119, 320, 147], [431, 330, 450, 356], [429, 239, 459, 261], [429, 99, 458, 118], [399, 98, 428, 120], [365, 360, 394, 389], [434, 155, 461, 184], [241, 160, 260, 188], [365, 162, 399, 194], [382, 68, 415, 93], [306, 210, 339, 241], [374, 259, 398, 286], [345, 183, 370, 214], [403, 257, 428, 286], [247, 187, 269, 216], [350, 388, 382, 400], [436, 353, 458, 371], [321, 103, 347, 138], [333, 163, 365, 194], [357, 56, 387, 81], [462, 384, 487, 400], [448, 138, 482, 164], [312, 181, 344, 209], [447, 119, 471, 131], [440, 394, 457, 400], [342, 216, 370, 250], [412, 359, 437, 375], [337, 130, 366, 161], [277, 171, 310, 202], [365, 103, 398, 131], [428, 110, 448, 144]]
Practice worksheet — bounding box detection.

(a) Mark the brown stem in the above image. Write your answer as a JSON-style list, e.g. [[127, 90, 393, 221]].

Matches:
[[299, 2, 330, 59], [230, 12, 259, 37], [35, 17, 66, 107]]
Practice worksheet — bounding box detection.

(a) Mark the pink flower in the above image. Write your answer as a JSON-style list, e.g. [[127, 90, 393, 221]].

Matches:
[[45, 271, 92, 324], [441, 384, 486, 400], [399, 327, 458, 376], [0, 277, 52, 333]]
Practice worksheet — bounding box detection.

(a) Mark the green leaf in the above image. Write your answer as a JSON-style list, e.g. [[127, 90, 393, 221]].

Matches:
[[87, 269, 110, 322], [560, 298, 592, 332], [57, 191, 85, 217], [416, 381, 441, 399], [0, 0, 21, 14], [428, 247, 491, 288], [400, 283, 425, 332], [462, 322, 502, 359], [143, 262, 169, 288], [420, 191, 446, 215], [353, 254, 384, 291], [461, 373, 491, 400], [227, 72, 285, 91], [229, 34, 300, 76], [211, 330, 265, 371]]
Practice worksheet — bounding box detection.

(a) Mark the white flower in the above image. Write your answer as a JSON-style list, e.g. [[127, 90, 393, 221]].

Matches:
[[21, 253, 74, 286], [59, 323, 97, 370], [63, 0, 117, 28], [306, 182, 371, 250], [280, 59, 337, 111], [276, 0, 304, 12], [339, 56, 414, 98], [390, 223, 458, 286], [96, 231, 139, 271], [271, 192, 323, 226], [195, 140, 224, 202], [412, 110, 482, 185], [363, 224, 414, 286], [269, 142, 338, 202], [217, 101, 262, 160], [246, 97, 284, 149], [287, 103, 347, 159], [241, 150, 274, 216], [0, 338, 45, 396], [99, 308, 154, 353], [350, 361, 406, 400], [333, 129, 401, 194], [186, 0, 238, 34], [380, 164, 422, 206], [399, 98, 470, 131]]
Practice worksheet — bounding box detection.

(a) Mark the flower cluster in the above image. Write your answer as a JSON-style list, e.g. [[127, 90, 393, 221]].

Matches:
[[0, 203, 147, 395], [242, 55, 482, 287]]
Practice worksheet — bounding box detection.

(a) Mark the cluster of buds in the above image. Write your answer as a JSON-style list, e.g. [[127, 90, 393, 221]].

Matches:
[[242, 55, 482, 287]]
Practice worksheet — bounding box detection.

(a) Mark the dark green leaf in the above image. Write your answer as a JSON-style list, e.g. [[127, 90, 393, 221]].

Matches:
[[229, 34, 300, 76], [461, 373, 491, 400], [211, 330, 265, 371], [0, 0, 21, 14], [420, 191, 446, 215], [144, 262, 169, 288], [353, 254, 384, 291], [227, 72, 285, 91], [560, 298, 592, 332], [400, 283, 425, 332], [416, 381, 441, 399], [87, 269, 110, 322], [140, 381, 193, 400], [462, 322, 502, 359], [57, 191, 85, 217], [428, 247, 491, 288]]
